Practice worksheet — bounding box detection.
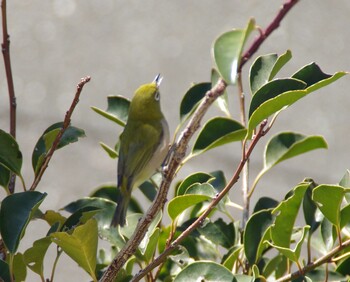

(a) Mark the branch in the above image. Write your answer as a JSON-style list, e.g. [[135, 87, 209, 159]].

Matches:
[[29, 76, 91, 191], [132, 121, 268, 282], [99, 79, 227, 282], [276, 238, 350, 281], [1, 0, 17, 193], [238, 0, 299, 72], [100, 1, 300, 280]]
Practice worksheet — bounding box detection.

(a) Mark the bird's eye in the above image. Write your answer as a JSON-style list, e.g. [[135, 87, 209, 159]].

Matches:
[[154, 91, 160, 101]]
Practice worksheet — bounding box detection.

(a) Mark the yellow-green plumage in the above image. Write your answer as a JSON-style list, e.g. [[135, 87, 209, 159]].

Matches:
[[111, 76, 169, 227]]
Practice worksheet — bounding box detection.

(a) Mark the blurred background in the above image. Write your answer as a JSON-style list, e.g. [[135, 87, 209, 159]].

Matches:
[[0, 1, 349, 280]]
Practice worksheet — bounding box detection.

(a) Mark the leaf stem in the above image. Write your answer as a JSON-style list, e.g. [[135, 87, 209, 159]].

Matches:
[[29, 76, 91, 191]]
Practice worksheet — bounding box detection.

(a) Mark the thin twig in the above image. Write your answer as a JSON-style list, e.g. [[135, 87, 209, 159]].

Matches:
[[99, 79, 227, 282], [100, 1, 300, 280], [276, 238, 350, 281], [131, 121, 268, 282], [238, 0, 299, 72], [29, 76, 91, 191], [1, 0, 17, 193]]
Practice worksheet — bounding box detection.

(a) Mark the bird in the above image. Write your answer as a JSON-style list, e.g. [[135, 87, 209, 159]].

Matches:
[[111, 74, 170, 227]]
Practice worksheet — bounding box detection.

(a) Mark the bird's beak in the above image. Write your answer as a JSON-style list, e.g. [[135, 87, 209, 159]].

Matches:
[[154, 74, 163, 87]]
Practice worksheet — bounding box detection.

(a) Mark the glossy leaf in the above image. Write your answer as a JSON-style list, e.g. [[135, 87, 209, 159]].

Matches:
[[91, 95, 130, 126], [307, 269, 347, 281], [340, 170, 350, 202], [32, 122, 85, 175], [0, 129, 23, 176], [174, 261, 235, 282], [0, 259, 10, 282], [271, 183, 309, 247], [0, 191, 47, 253], [250, 50, 293, 95], [211, 68, 230, 116], [23, 237, 51, 276], [198, 219, 235, 249], [312, 185, 349, 228], [213, 19, 255, 84], [180, 82, 211, 122], [250, 53, 278, 95], [192, 117, 246, 156], [321, 217, 336, 251], [50, 218, 98, 280], [249, 78, 306, 118], [267, 226, 310, 263], [264, 132, 327, 172], [302, 179, 320, 233], [269, 50, 292, 81], [168, 194, 211, 221], [247, 70, 346, 138], [253, 197, 279, 213], [244, 209, 274, 264], [141, 227, 160, 263], [177, 172, 214, 196]]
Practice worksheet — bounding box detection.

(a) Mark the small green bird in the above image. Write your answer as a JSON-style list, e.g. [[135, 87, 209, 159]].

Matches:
[[111, 75, 170, 227]]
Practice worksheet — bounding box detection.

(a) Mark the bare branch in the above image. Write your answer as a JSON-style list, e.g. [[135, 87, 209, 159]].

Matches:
[[29, 76, 91, 191]]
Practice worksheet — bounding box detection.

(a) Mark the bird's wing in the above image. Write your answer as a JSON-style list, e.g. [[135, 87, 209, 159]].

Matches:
[[118, 120, 163, 191]]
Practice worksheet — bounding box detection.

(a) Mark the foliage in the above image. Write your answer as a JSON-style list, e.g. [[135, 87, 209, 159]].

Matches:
[[0, 2, 349, 282]]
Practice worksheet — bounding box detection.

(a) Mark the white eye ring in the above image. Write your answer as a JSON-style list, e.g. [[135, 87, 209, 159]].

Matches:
[[154, 91, 160, 101]]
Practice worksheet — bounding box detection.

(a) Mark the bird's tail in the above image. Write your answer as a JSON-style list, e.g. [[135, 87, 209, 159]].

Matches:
[[110, 192, 130, 227]]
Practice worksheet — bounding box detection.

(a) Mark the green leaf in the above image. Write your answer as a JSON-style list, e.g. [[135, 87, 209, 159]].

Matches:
[[302, 179, 321, 233], [0, 129, 23, 176], [174, 261, 235, 282], [89, 184, 118, 202], [180, 82, 212, 122], [0, 164, 10, 191], [262, 254, 284, 278], [0, 191, 47, 253], [99, 142, 118, 159], [168, 194, 211, 222], [177, 172, 214, 196], [50, 218, 98, 280], [250, 53, 278, 95], [267, 226, 310, 263], [222, 245, 243, 270], [192, 117, 246, 156], [307, 269, 347, 281], [253, 197, 279, 213], [249, 78, 306, 118], [249, 50, 292, 95], [247, 69, 347, 138], [23, 237, 51, 276], [244, 209, 274, 264], [213, 19, 255, 84], [321, 217, 336, 251], [91, 95, 130, 126], [312, 185, 349, 228], [269, 50, 292, 81], [211, 68, 230, 116], [0, 259, 10, 282], [13, 252, 27, 282], [198, 219, 235, 249], [264, 132, 327, 172], [292, 62, 332, 87], [340, 170, 350, 202], [141, 227, 160, 263], [271, 183, 309, 247], [32, 122, 85, 175]]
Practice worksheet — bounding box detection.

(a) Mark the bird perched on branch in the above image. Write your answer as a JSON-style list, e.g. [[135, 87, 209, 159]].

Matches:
[[111, 74, 170, 227]]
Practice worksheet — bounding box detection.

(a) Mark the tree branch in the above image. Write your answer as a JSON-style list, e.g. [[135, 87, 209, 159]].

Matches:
[[276, 238, 350, 281], [132, 121, 268, 282], [99, 79, 227, 282], [100, 1, 300, 280], [238, 0, 299, 72], [29, 76, 91, 191], [1, 0, 17, 193]]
